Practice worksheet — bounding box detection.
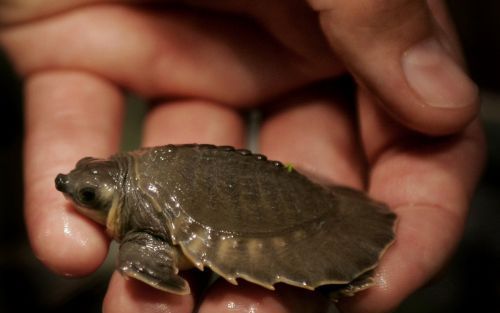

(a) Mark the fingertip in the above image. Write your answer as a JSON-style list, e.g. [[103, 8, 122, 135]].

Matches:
[[22, 70, 124, 277], [103, 272, 195, 313], [397, 36, 480, 135], [27, 202, 110, 277]]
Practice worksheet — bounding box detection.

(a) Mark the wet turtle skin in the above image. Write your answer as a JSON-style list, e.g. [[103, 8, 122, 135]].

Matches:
[[55, 144, 396, 299]]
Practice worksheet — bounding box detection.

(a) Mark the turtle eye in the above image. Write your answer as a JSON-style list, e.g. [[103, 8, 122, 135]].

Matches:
[[78, 187, 97, 205]]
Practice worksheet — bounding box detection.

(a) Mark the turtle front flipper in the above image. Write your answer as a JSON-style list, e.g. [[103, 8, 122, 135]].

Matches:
[[117, 232, 190, 295]]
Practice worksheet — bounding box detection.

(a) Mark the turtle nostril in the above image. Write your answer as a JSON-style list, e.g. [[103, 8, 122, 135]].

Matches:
[[55, 174, 68, 192]]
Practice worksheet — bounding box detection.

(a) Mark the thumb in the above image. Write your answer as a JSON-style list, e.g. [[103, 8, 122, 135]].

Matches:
[[309, 0, 479, 135]]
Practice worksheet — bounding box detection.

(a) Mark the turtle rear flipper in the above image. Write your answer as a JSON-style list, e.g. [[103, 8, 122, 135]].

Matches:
[[318, 270, 375, 301], [118, 232, 190, 295]]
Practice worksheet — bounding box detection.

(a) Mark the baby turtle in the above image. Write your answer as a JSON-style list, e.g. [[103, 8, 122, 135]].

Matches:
[[55, 144, 396, 299]]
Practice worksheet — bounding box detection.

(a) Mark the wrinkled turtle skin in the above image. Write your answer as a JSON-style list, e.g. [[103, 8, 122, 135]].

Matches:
[[55, 144, 396, 299]]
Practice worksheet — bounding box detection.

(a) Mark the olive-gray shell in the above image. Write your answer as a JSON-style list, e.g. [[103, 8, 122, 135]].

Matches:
[[122, 144, 396, 290]]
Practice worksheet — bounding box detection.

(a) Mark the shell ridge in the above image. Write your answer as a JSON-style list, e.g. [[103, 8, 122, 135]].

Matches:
[[181, 144, 290, 173]]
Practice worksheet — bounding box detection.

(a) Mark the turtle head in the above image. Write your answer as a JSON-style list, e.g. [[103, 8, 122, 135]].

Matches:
[[55, 157, 122, 225]]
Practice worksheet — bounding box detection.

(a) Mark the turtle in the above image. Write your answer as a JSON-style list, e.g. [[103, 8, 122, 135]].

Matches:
[[55, 144, 396, 300]]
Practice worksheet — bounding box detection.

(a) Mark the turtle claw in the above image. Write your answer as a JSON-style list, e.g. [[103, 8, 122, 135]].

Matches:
[[120, 260, 190, 295]]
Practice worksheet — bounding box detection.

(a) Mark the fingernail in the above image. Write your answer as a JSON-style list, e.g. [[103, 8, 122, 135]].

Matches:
[[402, 38, 478, 108]]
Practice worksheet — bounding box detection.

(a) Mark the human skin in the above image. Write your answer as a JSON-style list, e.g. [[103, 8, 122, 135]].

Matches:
[[0, 0, 485, 312]]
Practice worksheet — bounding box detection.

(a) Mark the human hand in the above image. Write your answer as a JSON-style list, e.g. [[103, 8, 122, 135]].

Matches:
[[0, 1, 484, 312]]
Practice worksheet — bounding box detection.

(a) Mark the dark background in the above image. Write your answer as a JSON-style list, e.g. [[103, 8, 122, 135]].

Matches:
[[1, 1, 499, 312]]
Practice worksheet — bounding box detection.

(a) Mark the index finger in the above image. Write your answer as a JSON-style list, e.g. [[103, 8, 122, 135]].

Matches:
[[24, 70, 123, 276]]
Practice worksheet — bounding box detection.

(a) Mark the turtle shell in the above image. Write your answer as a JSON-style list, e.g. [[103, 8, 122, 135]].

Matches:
[[125, 144, 396, 291]]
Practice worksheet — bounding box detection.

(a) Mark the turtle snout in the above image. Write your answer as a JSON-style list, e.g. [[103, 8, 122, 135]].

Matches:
[[55, 174, 69, 193]]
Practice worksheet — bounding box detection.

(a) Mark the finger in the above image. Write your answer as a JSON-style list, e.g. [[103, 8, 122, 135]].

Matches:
[[199, 83, 364, 312], [260, 82, 365, 188], [199, 279, 328, 313], [103, 272, 195, 313], [339, 89, 486, 313], [309, 0, 479, 135], [142, 100, 245, 147], [24, 70, 123, 276], [106, 100, 246, 312], [0, 0, 88, 24], [0, 4, 337, 107]]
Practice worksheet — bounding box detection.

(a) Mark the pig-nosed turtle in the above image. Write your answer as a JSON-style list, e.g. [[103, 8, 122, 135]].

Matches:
[[55, 144, 396, 299]]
